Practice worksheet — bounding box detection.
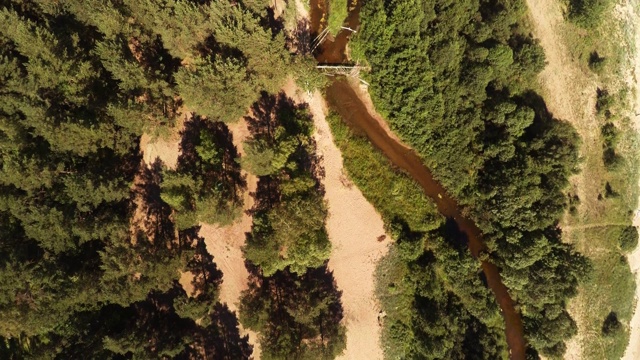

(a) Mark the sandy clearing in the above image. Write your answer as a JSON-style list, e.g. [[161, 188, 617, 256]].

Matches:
[[137, 108, 262, 356], [289, 0, 390, 356], [178, 270, 196, 297], [283, 79, 390, 360], [198, 118, 261, 359], [139, 113, 189, 170], [621, 0, 640, 358]]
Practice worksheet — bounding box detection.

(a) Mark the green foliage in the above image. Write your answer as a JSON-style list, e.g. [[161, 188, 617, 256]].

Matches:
[[354, 0, 585, 355], [597, 88, 615, 115], [327, 0, 349, 36], [161, 120, 243, 229], [326, 112, 442, 234], [0, 0, 293, 357], [326, 110, 506, 357], [240, 267, 346, 360], [567, 0, 615, 28], [293, 56, 330, 93], [617, 226, 639, 253], [176, 57, 255, 123], [601, 121, 623, 170], [243, 93, 331, 276]]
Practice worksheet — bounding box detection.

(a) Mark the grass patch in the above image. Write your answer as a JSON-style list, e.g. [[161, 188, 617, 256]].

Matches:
[[325, 111, 441, 233], [559, 3, 640, 356], [374, 247, 416, 357], [571, 227, 635, 359], [566, 0, 616, 28], [560, 12, 627, 80], [327, 0, 348, 36]]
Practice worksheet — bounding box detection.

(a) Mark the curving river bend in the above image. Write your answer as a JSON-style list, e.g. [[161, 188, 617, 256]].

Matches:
[[310, 0, 527, 358]]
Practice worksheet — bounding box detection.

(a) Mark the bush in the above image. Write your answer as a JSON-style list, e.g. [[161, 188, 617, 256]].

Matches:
[[568, 0, 615, 28], [596, 88, 614, 116], [588, 51, 606, 73], [602, 311, 622, 336], [601, 122, 622, 170], [618, 226, 639, 253]]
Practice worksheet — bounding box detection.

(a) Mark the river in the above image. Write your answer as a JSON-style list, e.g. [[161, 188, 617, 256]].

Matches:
[[309, 0, 527, 359]]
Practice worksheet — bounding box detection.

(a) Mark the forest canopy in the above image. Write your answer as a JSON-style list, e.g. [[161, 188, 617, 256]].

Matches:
[[353, 0, 588, 356], [0, 0, 301, 357]]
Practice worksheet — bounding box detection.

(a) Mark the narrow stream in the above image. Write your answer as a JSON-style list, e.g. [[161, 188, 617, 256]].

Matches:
[[310, 1, 526, 358]]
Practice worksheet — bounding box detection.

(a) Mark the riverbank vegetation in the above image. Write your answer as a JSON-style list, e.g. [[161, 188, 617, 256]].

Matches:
[[327, 0, 349, 35], [327, 111, 509, 358], [353, 0, 588, 356]]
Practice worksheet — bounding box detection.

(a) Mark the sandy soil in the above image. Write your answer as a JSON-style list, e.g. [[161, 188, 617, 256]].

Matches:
[[178, 270, 196, 297], [283, 80, 390, 360], [198, 118, 261, 358], [139, 114, 188, 171], [621, 0, 640, 358]]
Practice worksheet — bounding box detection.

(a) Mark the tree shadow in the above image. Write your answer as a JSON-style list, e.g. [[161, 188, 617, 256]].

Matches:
[[442, 217, 470, 251], [260, 6, 285, 37], [131, 158, 177, 248], [197, 303, 253, 360], [239, 264, 346, 359], [180, 227, 223, 296], [177, 116, 246, 203], [249, 176, 281, 215], [287, 18, 312, 55]]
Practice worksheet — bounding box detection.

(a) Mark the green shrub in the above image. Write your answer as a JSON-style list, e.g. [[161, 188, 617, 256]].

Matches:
[[602, 311, 622, 336], [588, 51, 607, 73], [618, 226, 639, 253], [568, 0, 615, 28]]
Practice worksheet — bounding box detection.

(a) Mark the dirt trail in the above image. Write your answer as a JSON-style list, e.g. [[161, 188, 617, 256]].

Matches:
[[524, 0, 602, 357], [621, 0, 640, 358], [283, 81, 390, 360], [525, 0, 602, 228], [198, 118, 261, 358]]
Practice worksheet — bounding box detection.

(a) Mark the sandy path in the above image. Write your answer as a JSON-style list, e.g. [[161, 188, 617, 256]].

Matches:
[[621, 0, 640, 358], [525, 0, 602, 228], [198, 118, 261, 358], [283, 81, 390, 360], [524, 0, 603, 357]]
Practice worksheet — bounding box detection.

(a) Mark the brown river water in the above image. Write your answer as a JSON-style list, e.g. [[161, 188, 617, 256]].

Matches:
[[310, 0, 527, 358]]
